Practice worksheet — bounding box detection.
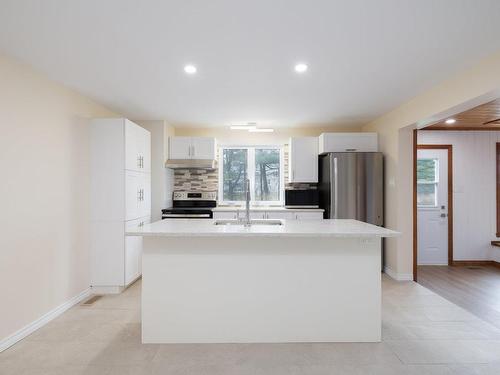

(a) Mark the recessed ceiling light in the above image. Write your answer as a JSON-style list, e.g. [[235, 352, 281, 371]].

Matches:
[[230, 125, 257, 130], [294, 63, 308, 73], [445, 118, 456, 124], [249, 128, 274, 133], [184, 65, 197, 74]]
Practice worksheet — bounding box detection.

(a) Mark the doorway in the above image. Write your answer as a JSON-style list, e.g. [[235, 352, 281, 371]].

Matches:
[[414, 143, 453, 278]]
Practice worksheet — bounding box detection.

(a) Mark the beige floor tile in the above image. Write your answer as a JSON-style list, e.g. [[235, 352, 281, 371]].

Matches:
[[386, 339, 496, 364], [447, 363, 500, 375], [19, 365, 111, 375]]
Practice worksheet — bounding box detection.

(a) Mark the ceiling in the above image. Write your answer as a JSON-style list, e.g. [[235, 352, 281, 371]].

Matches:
[[424, 99, 500, 130], [0, 0, 499, 128]]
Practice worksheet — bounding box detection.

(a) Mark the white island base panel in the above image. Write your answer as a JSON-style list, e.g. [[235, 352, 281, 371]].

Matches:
[[142, 235, 382, 343]]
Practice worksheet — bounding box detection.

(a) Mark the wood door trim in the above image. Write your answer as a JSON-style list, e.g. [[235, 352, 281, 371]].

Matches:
[[496, 143, 500, 237], [414, 144, 454, 275]]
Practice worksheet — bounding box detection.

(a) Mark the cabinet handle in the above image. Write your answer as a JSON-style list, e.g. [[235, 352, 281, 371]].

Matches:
[[137, 155, 141, 168], [137, 189, 141, 201], [191, 145, 195, 157]]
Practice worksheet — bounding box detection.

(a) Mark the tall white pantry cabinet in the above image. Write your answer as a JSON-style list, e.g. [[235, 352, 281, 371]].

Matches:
[[90, 118, 151, 293]]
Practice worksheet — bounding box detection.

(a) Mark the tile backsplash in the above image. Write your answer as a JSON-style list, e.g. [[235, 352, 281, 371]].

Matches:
[[174, 169, 218, 192]]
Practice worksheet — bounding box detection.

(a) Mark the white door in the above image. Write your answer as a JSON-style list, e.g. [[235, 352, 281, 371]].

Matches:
[[417, 149, 449, 265], [169, 137, 192, 159], [192, 137, 215, 159], [289, 137, 318, 183]]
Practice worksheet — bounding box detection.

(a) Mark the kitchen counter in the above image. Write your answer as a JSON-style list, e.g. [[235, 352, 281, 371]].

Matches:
[[127, 218, 396, 238], [212, 206, 324, 212], [132, 219, 398, 344]]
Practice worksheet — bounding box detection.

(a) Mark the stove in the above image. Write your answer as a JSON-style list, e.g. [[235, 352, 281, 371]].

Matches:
[[162, 191, 217, 219]]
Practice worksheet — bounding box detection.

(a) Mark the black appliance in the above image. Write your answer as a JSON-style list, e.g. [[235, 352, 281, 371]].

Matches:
[[284, 189, 319, 208], [162, 191, 216, 219]]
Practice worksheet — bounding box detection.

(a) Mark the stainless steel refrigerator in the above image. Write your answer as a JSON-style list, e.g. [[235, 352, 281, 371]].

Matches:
[[318, 152, 383, 225]]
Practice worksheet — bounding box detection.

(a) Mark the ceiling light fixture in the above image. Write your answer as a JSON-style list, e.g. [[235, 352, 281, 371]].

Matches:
[[249, 128, 274, 133], [294, 63, 308, 73], [230, 125, 257, 130], [184, 64, 197, 74], [445, 118, 456, 124]]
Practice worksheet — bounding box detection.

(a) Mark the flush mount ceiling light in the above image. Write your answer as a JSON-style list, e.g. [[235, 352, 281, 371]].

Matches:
[[445, 118, 456, 124], [230, 125, 257, 130], [249, 128, 274, 133], [294, 63, 308, 73], [184, 64, 197, 74]]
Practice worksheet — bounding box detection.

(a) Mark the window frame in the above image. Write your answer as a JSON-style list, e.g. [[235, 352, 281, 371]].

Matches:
[[218, 145, 284, 206]]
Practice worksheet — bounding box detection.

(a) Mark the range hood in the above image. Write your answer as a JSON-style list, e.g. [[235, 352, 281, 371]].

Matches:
[[165, 159, 217, 169]]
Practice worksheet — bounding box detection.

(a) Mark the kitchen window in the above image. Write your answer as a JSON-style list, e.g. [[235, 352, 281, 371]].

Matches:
[[416, 158, 439, 207], [218, 146, 284, 205]]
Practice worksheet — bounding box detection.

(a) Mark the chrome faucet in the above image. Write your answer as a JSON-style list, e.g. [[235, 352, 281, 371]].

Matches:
[[244, 178, 251, 227]]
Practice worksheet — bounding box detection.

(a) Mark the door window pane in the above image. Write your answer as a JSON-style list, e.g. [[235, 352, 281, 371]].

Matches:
[[417, 159, 438, 183], [222, 149, 248, 201], [417, 183, 437, 206], [254, 149, 280, 201]]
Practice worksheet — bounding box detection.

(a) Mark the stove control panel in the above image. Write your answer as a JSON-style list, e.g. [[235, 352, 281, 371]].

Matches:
[[173, 191, 217, 201]]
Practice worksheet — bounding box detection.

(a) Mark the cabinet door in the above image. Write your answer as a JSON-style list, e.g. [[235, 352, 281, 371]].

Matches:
[[125, 120, 141, 172], [213, 211, 238, 220], [320, 133, 378, 153], [139, 173, 151, 217], [289, 137, 318, 183], [125, 216, 150, 285], [293, 211, 324, 220], [169, 137, 192, 159], [139, 127, 151, 173], [265, 211, 294, 220], [125, 171, 142, 220], [191, 137, 215, 159], [250, 211, 266, 220]]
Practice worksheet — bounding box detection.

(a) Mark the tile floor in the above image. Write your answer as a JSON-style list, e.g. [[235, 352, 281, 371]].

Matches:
[[1, 276, 500, 374]]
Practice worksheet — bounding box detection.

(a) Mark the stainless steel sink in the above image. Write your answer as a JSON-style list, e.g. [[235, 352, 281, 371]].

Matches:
[[214, 219, 283, 226]]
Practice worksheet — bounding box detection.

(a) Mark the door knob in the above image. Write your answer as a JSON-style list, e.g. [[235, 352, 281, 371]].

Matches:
[[440, 213, 447, 218]]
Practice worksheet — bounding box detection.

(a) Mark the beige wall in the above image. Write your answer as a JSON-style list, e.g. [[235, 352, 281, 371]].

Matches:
[[175, 125, 362, 146], [363, 51, 500, 280], [0, 55, 118, 342]]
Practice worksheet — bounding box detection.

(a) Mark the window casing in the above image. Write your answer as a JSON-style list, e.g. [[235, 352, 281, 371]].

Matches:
[[218, 146, 284, 205]]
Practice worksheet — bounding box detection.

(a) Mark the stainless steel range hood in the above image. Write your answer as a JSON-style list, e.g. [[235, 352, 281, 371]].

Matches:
[[165, 159, 217, 169]]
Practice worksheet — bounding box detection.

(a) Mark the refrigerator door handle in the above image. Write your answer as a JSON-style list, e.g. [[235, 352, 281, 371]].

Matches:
[[333, 157, 338, 219]]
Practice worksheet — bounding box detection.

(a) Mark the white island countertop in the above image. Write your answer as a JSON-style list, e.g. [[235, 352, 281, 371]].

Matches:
[[127, 219, 398, 238]]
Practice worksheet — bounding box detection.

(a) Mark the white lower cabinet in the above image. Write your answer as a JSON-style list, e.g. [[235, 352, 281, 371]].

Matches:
[[213, 211, 238, 220], [294, 211, 324, 220], [213, 210, 323, 220], [125, 216, 150, 285], [265, 211, 294, 220]]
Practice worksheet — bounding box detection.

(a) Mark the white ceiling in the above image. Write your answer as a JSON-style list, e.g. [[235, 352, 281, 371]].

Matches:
[[1, 0, 499, 128]]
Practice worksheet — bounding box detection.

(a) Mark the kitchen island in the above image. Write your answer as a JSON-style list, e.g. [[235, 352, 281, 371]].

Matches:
[[127, 219, 398, 343]]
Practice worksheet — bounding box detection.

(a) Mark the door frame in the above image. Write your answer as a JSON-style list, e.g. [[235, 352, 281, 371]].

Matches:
[[413, 135, 454, 281]]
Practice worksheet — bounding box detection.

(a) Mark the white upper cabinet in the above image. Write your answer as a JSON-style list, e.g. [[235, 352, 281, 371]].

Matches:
[[191, 137, 216, 159], [169, 136, 192, 159], [289, 137, 318, 183], [169, 137, 216, 160], [125, 120, 151, 172], [319, 133, 378, 153]]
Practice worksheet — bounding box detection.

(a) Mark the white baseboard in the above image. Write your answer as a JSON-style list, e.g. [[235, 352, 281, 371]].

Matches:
[[0, 288, 91, 353], [383, 266, 413, 281]]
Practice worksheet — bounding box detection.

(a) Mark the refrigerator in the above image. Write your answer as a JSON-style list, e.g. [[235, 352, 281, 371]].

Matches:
[[318, 152, 383, 225]]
